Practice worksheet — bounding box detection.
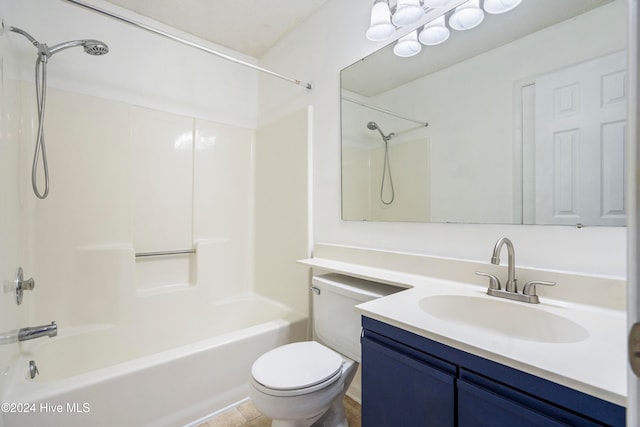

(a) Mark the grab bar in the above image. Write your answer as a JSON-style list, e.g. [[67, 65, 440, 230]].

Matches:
[[135, 249, 196, 258]]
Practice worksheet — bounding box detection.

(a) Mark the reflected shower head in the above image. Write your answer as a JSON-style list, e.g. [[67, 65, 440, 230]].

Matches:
[[366, 121, 394, 142]]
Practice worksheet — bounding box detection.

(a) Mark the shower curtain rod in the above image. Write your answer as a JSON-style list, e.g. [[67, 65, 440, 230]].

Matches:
[[342, 96, 428, 127], [60, 0, 313, 90]]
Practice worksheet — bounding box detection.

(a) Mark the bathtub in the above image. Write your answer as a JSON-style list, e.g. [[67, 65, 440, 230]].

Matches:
[[1, 294, 307, 427]]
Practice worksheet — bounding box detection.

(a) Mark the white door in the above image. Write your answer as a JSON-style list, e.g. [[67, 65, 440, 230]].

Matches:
[[532, 51, 627, 226]]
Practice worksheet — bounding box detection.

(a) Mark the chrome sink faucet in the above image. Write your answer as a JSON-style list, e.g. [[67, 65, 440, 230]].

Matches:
[[476, 237, 556, 304], [491, 237, 517, 293]]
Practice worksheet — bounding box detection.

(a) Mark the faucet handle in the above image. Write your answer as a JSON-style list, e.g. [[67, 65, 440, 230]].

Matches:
[[522, 280, 556, 297], [475, 271, 501, 290]]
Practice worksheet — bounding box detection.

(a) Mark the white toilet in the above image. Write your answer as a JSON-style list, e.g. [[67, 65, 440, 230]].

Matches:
[[250, 273, 398, 427]]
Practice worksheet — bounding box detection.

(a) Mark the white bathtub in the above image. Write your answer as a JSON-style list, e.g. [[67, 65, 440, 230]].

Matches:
[[1, 295, 307, 427]]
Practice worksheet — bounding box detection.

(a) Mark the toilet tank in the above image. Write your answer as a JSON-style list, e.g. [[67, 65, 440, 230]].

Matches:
[[311, 273, 400, 363]]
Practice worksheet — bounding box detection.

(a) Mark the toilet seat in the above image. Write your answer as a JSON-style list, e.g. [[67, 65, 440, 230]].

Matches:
[[251, 342, 344, 397]]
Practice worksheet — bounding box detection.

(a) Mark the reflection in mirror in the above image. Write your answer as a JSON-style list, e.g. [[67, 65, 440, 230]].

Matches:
[[341, 0, 627, 226]]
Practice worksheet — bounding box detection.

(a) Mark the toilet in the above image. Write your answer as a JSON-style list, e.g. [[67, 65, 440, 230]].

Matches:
[[250, 273, 399, 427]]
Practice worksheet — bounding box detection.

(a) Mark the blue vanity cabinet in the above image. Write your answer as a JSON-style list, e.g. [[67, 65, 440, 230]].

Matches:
[[361, 317, 625, 427]]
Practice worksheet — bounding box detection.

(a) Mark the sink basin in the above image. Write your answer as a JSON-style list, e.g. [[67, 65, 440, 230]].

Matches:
[[419, 295, 589, 343]]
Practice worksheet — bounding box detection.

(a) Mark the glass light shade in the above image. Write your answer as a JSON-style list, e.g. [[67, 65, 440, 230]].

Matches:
[[418, 16, 449, 45], [366, 1, 396, 41], [393, 31, 422, 57], [392, 0, 425, 26], [483, 0, 522, 14], [449, 0, 485, 31], [422, 0, 454, 8]]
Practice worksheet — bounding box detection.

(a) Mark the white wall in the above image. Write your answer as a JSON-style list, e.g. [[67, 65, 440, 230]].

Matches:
[[259, 0, 628, 278], [254, 108, 311, 315]]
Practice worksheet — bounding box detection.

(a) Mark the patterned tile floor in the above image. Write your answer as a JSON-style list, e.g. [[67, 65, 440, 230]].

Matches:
[[197, 396, 361, 427]]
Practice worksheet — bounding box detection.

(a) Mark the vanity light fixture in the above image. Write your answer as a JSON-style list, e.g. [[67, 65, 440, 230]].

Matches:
[[365, 0, 524, 57]]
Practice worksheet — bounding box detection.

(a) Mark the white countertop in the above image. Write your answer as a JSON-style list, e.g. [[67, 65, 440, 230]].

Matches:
[[299, 257, 627, 407]]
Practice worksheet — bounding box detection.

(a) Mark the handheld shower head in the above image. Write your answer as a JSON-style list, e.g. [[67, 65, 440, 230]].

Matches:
[[9, 27, 109, 59], [8, 25, 109, 200], [82, 40, 109, 56], [48, 39, 109, 56], [367, 122, 379, 130]]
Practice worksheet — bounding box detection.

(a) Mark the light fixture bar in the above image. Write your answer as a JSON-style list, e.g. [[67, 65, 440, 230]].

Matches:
[[342, 96, 429, 127], [60, 0, 313, 90]]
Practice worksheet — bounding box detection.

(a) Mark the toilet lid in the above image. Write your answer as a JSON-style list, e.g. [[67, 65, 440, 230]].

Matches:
[[252, 341, 343, 391]]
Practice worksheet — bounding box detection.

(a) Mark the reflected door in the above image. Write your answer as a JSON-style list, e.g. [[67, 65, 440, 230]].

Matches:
[[526, 50, 627, 226]]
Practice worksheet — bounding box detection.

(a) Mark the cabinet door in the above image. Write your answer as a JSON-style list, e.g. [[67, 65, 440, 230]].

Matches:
[[458, 379, 601, 427], [362, 335, 455, 427]]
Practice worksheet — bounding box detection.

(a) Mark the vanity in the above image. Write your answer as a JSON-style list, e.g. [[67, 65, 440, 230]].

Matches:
[[299, 243, 627, 427]]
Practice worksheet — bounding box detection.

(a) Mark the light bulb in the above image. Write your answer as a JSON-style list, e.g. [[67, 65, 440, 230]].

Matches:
[[418, 16, 449, 45], [366, 1, 396, 41], [449, 0, 484, 31], [393, 30, 422, 57], [483, 0, 522, 14], [392, 0, 425, 26]]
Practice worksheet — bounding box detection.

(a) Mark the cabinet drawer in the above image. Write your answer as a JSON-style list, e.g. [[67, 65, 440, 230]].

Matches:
[[458, 379, 570, 427]]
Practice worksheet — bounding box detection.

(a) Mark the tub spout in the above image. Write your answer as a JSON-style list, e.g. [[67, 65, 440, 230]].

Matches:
[[18, 321, 57, 342]]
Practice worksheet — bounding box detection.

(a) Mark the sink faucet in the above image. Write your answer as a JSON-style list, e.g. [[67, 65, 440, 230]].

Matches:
[[491, 237, 517, 293], [476, 237, 557, 304], [18, 321, 57, 342]]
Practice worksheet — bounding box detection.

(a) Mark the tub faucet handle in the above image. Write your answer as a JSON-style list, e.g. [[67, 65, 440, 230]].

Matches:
[[14, 267, 35, 305]]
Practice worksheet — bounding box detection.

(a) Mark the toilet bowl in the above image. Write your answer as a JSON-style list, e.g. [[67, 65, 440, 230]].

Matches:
[[249, 274, 399, 427], [250, 341, 357, 427]]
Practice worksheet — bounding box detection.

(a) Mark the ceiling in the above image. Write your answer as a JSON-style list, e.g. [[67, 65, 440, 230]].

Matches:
[[103, 0, 328, 58]]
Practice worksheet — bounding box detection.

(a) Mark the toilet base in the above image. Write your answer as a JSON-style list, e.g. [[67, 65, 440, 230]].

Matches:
[[269, 396, 348, 427]]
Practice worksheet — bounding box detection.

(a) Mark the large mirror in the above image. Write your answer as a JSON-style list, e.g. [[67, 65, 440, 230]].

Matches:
[[341, 0, 627, 225]]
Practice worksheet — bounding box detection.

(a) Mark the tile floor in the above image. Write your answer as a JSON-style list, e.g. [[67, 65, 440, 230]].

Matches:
[[197, 396, 361, 427]]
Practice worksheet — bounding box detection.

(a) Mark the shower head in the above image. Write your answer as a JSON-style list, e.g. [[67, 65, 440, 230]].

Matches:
[[82, 40, 109, 56], [366, 121, 394, 142], [48, 39, 109, 56], [9, 26, 109, 59]]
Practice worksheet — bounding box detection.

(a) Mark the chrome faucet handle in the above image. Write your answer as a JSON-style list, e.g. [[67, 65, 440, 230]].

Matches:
[[14, 267, 35, 306], [475, 271, 501, 290]]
